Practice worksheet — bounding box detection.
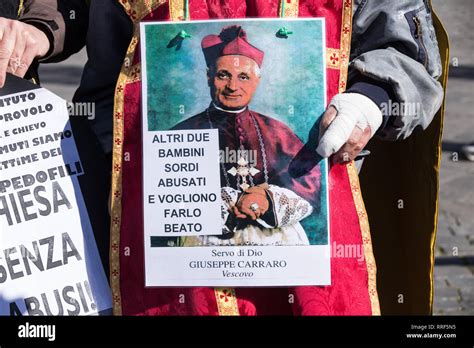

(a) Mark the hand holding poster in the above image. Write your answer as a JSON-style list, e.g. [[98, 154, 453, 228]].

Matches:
[[141, 19, 330, 287], [0, 75, 111, 315]]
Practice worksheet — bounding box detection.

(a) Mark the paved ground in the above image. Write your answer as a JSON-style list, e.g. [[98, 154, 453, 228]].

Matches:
[[431, 0, 474, 315], [37, 0, 473, 315]]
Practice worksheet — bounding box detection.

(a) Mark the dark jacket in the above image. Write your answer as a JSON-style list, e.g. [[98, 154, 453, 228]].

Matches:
[[21, 0, 132, 153], [0, 0, 21, 19]]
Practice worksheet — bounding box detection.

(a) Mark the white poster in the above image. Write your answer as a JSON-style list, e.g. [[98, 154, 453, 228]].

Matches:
[[0, 80, 112, 315], [141, 19, 330, 287]]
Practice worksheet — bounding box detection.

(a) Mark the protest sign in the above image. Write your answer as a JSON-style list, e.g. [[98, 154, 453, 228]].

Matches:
[[141, 19, 330, 287], [0, 75, 112, 315]]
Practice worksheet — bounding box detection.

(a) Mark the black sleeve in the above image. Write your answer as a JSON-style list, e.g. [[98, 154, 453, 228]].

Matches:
[[0, 0, 21, 19], [21, 0, 89, 63]]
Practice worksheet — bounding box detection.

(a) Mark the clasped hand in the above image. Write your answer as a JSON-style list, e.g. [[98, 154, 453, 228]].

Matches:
[[231, 186, 270, 221]]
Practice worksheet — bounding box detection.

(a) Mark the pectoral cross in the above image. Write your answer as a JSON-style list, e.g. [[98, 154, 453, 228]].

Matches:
[[227, 157, 260, 191]]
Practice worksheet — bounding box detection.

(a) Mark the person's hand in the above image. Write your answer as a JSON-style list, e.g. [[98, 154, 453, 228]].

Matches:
[[0, 18, 51, 87], [232, 186, 270, 220], [316, 93, 383, 164]]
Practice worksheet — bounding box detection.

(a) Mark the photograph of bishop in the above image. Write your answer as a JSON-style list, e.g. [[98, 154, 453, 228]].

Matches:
[[172, 25, 323, 247]]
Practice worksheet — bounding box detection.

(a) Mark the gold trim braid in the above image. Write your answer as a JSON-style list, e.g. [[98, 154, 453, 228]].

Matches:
[[120, 0, 164, 22], [279, 0, 299, 18], [169, 0, 186, 21], [347, 163, 381, 315], [339, 1, 380, 316], [110, 0, 164, 316], [214, 288, 240, 316], [109, 31, 140, 317], [17, 0, 24, 17], [326, 48, 341, 69], [338, 0, 352, 93], [428, 0, 449, 314]]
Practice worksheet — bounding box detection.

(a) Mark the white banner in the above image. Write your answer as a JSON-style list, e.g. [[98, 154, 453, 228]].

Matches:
[[141, 18, 330, 287], [0, 86, 112, 315], [143, 129, 222, 236]]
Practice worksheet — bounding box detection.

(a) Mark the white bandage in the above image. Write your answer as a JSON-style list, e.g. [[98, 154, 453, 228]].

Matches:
[[316, 93, 383, 158]]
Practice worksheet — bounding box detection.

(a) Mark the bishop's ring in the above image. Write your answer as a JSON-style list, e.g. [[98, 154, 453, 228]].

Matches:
[[250, 202, 259, 212]]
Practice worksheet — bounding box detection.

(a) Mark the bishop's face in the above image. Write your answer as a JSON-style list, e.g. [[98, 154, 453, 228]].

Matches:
[[208, 55, 261, 110]]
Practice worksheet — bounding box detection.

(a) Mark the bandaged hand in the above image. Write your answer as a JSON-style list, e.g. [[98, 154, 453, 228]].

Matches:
[[316, 93, 383, 163], [233, 186, 270, 221]]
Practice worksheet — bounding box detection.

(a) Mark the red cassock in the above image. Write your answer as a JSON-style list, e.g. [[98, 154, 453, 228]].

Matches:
[[173, 106, 322, 208], [110, 0, 380, 315]]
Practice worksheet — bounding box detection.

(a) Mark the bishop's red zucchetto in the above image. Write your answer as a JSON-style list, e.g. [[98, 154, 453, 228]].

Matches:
[[201, 25, 265, 67]]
